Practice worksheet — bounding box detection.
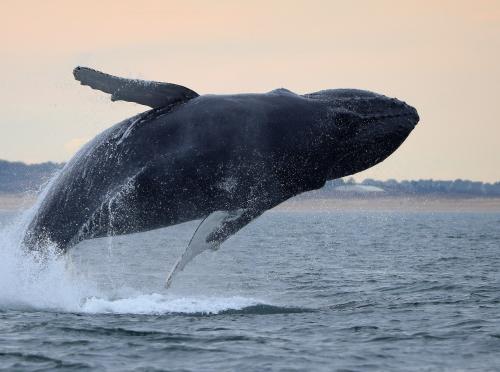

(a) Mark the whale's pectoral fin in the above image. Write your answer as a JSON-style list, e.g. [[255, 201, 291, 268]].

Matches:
[[165, 208, 263, 288], [73, 66, 199, 108]]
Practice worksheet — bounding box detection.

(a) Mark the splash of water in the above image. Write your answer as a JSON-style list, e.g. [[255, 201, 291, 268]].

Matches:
[[0, 173, 97, 311], [82, 294, 260, 315], [0, 180, 265, 315]]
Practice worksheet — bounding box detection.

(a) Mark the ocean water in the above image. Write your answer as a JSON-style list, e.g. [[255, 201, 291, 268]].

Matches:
[[0, 206, 499, 371]]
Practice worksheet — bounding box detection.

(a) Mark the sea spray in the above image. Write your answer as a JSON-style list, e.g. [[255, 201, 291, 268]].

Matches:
[[0, 184, 267, 315], [0, 172, 99, 312], [81, 294, 261, 315], [0, 206, 95, 312]]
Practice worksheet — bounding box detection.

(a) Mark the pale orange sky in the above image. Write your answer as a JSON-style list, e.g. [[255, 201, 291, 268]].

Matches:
[[1, 0, 499, 181]]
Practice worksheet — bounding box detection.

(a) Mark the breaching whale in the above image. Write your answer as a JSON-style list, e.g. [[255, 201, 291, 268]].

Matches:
[[23, 67, 419, 286]]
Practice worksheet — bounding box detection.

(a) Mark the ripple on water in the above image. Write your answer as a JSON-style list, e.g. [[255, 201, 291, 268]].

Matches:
[[0, 210, 499, 371]]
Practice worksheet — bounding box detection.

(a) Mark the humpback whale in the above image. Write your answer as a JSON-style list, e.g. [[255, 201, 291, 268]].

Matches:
[[23, 67, 419, 286]]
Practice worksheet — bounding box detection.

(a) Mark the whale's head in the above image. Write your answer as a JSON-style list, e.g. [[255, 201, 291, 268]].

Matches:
[[305, 89, 419, 179]]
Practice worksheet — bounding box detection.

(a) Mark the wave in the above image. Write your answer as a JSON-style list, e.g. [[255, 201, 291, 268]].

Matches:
[[78, 294, 312, 316], [79, 294, 311, 316], [80, 294, 262, 315]]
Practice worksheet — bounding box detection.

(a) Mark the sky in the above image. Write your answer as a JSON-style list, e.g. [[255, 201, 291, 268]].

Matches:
[[0, 0, 499, 181]]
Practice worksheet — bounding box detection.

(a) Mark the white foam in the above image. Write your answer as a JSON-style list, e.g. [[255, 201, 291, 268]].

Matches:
[[0, 205, 98, 312], [81, 294, 259, 315]]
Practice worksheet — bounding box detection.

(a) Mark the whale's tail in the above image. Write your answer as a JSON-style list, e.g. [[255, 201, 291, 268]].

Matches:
[[73, 66, 199, 108]]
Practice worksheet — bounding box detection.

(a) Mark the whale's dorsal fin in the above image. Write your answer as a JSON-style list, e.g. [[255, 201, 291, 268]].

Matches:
[[73, 66, 199, 108], [268, 88, 296, 96]]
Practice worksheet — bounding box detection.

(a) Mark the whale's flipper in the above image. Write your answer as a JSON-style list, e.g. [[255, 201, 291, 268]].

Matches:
[[165, 208, 263, 288], [73, 66, 199, 108]]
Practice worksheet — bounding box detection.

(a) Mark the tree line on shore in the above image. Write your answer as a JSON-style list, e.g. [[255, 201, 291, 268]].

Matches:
[[0, 160, 62, 193], [324, 178, 500, 197]]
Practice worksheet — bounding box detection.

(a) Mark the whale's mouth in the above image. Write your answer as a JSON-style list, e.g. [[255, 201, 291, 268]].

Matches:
[[354, 105, 419, 123]]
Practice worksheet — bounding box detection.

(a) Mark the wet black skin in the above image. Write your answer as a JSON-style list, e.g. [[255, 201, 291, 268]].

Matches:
[[24, 88, 419, 250]]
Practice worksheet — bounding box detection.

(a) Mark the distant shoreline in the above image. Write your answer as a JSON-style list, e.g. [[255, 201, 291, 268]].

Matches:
[[2, 193, 500, 213], [276, 196, 500, 212]]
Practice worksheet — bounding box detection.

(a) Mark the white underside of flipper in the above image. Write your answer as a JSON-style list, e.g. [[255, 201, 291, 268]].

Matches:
[[165, 209, 245, 288]]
